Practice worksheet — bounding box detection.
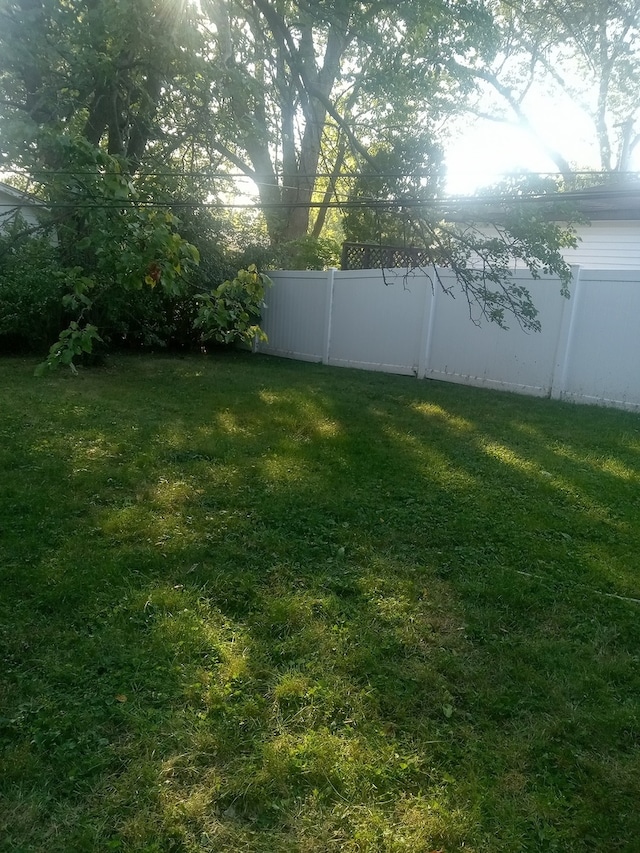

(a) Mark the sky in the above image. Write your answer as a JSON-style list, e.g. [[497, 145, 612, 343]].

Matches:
[[445, 124, 555, 194], [444, 93, 640, 195], [444, 122, 585, 194]]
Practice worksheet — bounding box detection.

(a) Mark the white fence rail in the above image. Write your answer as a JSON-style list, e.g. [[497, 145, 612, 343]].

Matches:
[[257, 267, 640, 412]]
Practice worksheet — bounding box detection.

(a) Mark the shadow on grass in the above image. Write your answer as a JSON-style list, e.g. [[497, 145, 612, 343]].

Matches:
[[1, 353, 639, 852]]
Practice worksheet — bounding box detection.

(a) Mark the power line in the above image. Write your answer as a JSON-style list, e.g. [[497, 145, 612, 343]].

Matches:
[[4, 172, 640, 216], [3, 166, 640, 181], [7, 190, 638, 212]]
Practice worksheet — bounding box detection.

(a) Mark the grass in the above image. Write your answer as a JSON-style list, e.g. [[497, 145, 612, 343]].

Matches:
[[1, 351, 639, 852]]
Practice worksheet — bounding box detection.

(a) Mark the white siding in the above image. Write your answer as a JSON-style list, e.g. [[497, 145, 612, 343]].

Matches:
[[0, 186, 43, 230], [461, 219, 640, 270], [564, 220, 640, 269]]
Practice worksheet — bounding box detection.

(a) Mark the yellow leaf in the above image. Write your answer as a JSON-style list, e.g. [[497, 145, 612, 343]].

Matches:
[[115, 694, 128, 703]]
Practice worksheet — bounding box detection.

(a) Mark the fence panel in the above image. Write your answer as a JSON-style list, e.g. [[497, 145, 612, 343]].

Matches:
[[328, 269, 428, 375], [260, 270, 327, 362], [257, 267, 640, 412], [560, 269, 640, 409], [423, 270, 568, 396]]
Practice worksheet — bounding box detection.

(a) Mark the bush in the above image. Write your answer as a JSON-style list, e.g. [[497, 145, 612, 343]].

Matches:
[[278, 235, 341, 270], [194, 265, 271, 346], [0, 221, 65, 353], [232, 235, 341, 271]]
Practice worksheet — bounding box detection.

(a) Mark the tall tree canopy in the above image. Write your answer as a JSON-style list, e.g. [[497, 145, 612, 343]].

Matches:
[[0, 0, 202, 169], [0, 0, 492, 239], [195, 0, 489, 240], [2, 0, 637, 230]]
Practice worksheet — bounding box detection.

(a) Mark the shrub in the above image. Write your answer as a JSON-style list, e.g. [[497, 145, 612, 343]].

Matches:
[[0, 220, 65, 353], [278, 235, 341, 270], [194, 265, 271, 346]]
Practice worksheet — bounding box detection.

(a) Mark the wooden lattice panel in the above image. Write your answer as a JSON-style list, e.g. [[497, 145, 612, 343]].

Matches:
[[341, 243, 432, 270]]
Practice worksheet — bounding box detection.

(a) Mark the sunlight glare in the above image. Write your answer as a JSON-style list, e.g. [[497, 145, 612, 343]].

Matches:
[[445, 88, 603, 194]]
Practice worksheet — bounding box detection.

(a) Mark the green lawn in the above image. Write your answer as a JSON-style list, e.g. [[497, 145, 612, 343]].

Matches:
[[1, 353, 639, 852]]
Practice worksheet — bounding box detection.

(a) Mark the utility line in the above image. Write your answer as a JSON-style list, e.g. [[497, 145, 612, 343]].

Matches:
[[3, 167, 640, 180], [8, 191, 637, 211]]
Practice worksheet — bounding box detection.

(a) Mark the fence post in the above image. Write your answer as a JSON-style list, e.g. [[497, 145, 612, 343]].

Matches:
[[418, 271, 439, 379], [322, 267, 336, 365], [551, 265, 582, 400]]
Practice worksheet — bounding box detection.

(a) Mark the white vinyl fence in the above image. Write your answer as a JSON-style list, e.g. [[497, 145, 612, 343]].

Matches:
[[257, 267, 640, 412]]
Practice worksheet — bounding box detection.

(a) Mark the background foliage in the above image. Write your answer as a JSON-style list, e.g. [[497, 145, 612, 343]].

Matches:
[[0, 0, 634, 359], [0, 219, 64, 353]]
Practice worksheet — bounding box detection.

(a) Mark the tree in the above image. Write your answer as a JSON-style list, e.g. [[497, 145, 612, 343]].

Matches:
[[35, 138, 200, 370], [453, 0, 640, 174], [343, 131, 446, 244], [0, 0, 204, 172], [0, 1, 208, 365], [195, 0, 489, 241], [0, 0, 485, 237]]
